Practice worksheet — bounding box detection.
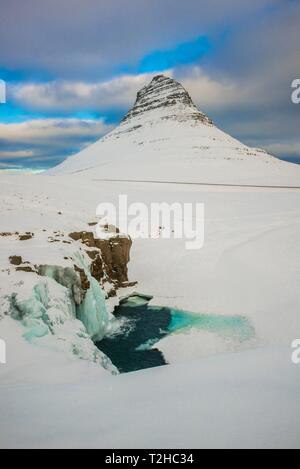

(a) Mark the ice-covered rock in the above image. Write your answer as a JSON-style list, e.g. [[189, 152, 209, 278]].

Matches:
[[0, 272, 117, 373], [0, 221, 135, 372], [74, 253, 110, 341], [38, 264, 84, 305]]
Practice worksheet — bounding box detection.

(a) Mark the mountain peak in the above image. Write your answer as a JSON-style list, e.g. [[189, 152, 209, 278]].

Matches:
[[121, 74, 213, 126], [152, 74, 167, 81], [50, 73, 289, 185]]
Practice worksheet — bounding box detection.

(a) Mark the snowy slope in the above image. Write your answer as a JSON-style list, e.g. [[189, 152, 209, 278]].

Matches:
[[1, 174, 299, 357], [48, 75, 300, 186], [1, 340, 300, 449], [1, 171, 300, 448], [1, 75, 300, 449]]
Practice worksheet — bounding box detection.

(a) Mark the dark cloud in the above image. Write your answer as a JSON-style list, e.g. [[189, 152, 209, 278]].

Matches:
[[181, 1, 300, 161], [0, 0, 299, 168], [0, 0, 275, 79], [0, 118, 113, 169]]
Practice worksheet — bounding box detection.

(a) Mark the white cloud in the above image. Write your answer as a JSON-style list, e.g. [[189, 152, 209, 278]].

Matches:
[[11, 66, 276, 117], [263, 142, 300, 160], [0, 150, 34, 159], [0, 118, 114, 166], [12, 73, 161, 112], [11, 67, 251, 118], [0, 118, 113, 145], [8, 68, 300, 165], [179, 67, 241, 112]]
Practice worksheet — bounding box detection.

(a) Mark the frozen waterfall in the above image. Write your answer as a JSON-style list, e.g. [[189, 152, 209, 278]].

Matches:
[[74, 253, 109, 341]]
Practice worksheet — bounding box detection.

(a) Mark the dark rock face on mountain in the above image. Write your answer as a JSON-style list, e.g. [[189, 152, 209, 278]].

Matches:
[[121, 75, 213, 127]]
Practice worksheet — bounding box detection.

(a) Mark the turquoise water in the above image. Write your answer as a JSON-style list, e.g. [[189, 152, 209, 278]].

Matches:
[[169, 310, 255, 342], [96, 297, 255, 373]]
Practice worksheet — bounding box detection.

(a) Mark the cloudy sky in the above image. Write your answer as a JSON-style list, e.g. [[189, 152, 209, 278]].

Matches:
[[0, 0, 299, 171]]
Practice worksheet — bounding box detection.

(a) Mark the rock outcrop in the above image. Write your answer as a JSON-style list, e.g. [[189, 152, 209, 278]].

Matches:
[[19, 233, 34, 241], [5, 226, 136, 303], [9, 256, 23, 266], [121, 74, 213, 127], [69, 230, 133, 289]]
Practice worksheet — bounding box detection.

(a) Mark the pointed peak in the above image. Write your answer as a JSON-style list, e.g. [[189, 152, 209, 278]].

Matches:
[[121, 75, 213, 127], [152, 74, 167, 81], [151, 74, 170, 83]]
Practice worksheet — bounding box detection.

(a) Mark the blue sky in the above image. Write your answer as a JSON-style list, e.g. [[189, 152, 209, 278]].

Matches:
[[0, 0, 299, 171]]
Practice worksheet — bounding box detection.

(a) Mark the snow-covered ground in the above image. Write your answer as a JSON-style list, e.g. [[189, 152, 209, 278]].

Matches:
[[0, 173, 299, 448], [1, 76, 300, 448], [1, 341, 299, 449]]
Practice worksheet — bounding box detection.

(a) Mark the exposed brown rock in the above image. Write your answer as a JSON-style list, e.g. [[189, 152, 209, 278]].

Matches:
[[19, 233, 34, 241], [7, 227, 134, 302], [69, 230, 133, 287], [102, 224, 120, 234], [107, 287, 117, 298], [83, 249, 105, 284], [74, 265, 90, 291], [94, 236, 132, 286], [86, 250, 98, 260], [69, 231, 96, 247], [9, 256, 23, 266], [90, 253, 104, 283], [16, 265, 36, 273], [120, 281, 138, 288], [0, 232, 18, 237]]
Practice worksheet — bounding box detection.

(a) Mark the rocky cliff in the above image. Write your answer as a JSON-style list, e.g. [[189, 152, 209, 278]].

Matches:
[[121, 74, 213, 127], [0, 224, 136, 371]]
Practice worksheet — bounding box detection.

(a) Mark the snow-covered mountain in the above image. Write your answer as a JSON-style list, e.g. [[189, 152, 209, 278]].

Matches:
[[49, 74, 300, 186], [1, 75, 300, 449]]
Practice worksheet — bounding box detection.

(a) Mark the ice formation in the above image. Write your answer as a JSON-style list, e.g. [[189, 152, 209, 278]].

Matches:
[[39, 265, 84, 306], [37, 254, 111, 341], [74, 253, 110, 341], [0, 267, 117, 372]]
